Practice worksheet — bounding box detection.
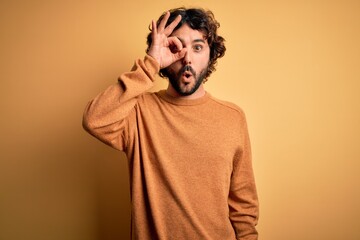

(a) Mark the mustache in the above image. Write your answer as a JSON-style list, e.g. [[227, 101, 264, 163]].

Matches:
[[180, 65, 196, 76]]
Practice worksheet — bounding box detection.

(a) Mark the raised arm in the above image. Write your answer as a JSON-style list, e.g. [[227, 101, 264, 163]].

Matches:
[[82, 55, 159, 150], [83, 11, 186, 150]]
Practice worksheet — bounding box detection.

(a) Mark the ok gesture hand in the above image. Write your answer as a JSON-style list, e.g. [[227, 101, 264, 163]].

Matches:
[[147, 12, 187, 69]]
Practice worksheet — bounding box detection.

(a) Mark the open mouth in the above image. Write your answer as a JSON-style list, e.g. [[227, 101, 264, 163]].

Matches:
[[182, 71, 192, 80]]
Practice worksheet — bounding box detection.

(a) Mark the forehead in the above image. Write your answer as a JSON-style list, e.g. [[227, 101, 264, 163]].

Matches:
[[170, 24, 207, 44]]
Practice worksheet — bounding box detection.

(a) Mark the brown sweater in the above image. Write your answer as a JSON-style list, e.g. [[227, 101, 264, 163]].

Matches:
[[83, 55, 259, 240]]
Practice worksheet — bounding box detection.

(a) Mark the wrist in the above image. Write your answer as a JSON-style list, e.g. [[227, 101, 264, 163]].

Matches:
[[144, 54, 161, 75], [147, 49, 161, 67]]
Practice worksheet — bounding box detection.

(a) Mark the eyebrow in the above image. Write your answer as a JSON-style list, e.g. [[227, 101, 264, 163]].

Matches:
[[177, 37, 206, 45]]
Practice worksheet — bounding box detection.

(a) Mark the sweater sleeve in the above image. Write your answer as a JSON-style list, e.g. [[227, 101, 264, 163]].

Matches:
[[82, 55, 160, 151], [228, 113, 259, 240]]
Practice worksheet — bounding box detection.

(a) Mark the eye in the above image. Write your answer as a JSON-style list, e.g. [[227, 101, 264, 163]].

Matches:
[[193, 44, 203, 52]]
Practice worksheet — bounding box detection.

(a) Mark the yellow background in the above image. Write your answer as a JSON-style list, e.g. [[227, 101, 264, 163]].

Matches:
[[1, 0, 359, 239]]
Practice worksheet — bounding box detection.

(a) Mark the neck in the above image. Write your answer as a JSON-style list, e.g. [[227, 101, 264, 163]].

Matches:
[[166, 84, 206, 100]]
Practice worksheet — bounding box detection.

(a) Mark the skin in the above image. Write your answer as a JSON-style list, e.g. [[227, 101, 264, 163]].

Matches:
[[148, 12, 211, 99]]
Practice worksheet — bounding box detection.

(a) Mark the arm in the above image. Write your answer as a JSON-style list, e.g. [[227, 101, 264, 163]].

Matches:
[[82, 55, 159, 150], [229, 114, 259, 240], [83, 11, 186, 150]]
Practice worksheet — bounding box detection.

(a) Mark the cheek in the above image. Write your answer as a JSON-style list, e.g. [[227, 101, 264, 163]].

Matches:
[[196, 51, 210, 69], [197, 58, 210, 71]]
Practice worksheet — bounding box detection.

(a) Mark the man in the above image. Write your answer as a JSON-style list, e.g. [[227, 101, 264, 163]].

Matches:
[[83, 7, 259, 240]]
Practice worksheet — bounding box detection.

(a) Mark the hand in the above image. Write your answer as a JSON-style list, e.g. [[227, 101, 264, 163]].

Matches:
[[147, 11, 187, 69]]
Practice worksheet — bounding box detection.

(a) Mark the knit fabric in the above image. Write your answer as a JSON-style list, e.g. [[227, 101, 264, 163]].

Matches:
[[83, 55, 259, 240]]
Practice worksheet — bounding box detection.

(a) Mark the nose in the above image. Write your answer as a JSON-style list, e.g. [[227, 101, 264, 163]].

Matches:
[[182, 48, 192, 65]]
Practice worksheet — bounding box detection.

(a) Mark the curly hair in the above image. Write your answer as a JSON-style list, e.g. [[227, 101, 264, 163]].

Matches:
[[146, 7, 226, 82]]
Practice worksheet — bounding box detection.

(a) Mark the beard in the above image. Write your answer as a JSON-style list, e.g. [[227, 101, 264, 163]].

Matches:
[[166, 65, 208, 96]]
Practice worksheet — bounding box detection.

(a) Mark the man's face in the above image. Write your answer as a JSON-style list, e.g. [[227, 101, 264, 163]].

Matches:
[[165, 24, 210, 96]]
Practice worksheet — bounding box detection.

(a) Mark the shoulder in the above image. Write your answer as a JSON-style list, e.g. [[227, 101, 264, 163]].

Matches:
[[207, 95, 250, 137], [136, 91, 162, 106], [208, 94, 247, 119], [134, 91, 157, 101]]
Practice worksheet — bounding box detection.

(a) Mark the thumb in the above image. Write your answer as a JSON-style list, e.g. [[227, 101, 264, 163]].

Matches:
[[173, 48, 187, 61]]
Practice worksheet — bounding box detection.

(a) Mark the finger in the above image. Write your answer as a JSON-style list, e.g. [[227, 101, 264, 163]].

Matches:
[[151, 20, 157, 38], [168, 36, 183, 52], [158, 11, 170, 32], [173, 48, 187, 61], [164, 15, 182, 36]]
